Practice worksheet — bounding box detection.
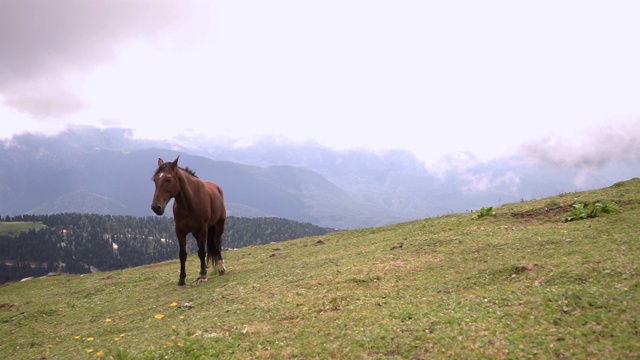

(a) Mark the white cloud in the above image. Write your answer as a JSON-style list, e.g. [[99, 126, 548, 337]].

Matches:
[[461, 171, 521, 193], [1, 1, 640, 168], [0, 0, 196, 117], [521, 118, 640, 168]]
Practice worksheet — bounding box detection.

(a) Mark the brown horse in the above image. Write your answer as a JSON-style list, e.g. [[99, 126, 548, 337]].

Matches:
[[151, 156, 226, 286]]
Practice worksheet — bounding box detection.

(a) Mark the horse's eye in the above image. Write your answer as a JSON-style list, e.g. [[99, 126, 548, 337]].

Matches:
[[164, 178, 171, 184]]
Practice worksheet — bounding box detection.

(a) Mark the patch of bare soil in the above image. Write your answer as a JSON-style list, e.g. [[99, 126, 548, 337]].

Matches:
[[513, 263, 538, 274], [510, 199, 632, 223], [141, 262, 168, 269], [0, 303, 15, 310], [510, 206, 572, 221], [269, 249, 282, 257]]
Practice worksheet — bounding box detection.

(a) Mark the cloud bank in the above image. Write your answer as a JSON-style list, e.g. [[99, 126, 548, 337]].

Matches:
[[0, 0, 192, 117], [522, 119, 640, 168]]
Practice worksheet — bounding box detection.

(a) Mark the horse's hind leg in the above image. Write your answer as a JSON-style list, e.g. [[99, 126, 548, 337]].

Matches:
[[176, 232, 188, 287], [196, 229, 208, 281], [208, 221, 226, 275], [215, 236, 226, 275]]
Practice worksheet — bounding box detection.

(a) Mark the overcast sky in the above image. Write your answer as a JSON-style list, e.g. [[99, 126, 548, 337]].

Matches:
[[1, 0, 639, 167]]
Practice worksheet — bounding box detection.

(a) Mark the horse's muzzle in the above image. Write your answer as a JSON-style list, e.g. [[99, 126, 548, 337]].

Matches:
[[151, 204, 165, 216]]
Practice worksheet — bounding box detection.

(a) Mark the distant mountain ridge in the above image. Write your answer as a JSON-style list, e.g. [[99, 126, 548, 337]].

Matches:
[[26, 190, 129, 215], [1, 126, 638, 228], [0, 128, 403, 228]]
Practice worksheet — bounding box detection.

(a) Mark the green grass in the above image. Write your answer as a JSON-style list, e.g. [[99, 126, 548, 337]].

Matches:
[[1, 178, 639, 359], [0, 221, 47, 236]]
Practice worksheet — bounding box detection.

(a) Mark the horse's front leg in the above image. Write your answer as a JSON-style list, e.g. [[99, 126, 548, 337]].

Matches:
[[195, 228, 208, 281], [176, 231, 188, 287]]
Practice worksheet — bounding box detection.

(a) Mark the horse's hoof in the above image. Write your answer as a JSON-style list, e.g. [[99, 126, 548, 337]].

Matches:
[[198, 277, 208, 282], [218, 269, 226, 275], [177, 285, 185, 290]]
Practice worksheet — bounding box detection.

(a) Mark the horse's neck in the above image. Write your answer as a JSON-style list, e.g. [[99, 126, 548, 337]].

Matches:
[[175, 170, 201, 211]]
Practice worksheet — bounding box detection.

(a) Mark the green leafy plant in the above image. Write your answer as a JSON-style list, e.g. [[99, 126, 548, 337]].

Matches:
[[562, 201, 618, 222], [472, 206, 495, 219]]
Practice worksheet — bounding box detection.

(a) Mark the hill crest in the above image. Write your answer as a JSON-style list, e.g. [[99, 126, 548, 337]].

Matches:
[[3, 126, 638, 229]]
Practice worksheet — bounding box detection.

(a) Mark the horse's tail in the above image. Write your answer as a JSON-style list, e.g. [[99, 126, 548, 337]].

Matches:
[[206, 224, 223, 271], [207, 184, 226, 274], [206, 225, 216, 268]]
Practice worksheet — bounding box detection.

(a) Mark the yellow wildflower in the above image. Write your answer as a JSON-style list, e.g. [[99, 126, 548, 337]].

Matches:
[[154, 314, 165, 319], [170, 302, 178, 307]]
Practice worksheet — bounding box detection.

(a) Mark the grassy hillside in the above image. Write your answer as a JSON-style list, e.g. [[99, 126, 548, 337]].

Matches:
[[1, 178, 639, 359], [0, 221, 46, 236]]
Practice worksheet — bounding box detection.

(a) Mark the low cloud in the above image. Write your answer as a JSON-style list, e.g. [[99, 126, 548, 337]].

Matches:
[[461, 171, 521, 193], [427, 152, 522, 193], [2, 77, 85, 117], [0, 0, 192, 117], [521, 119, 640, 168], [428, 151, 484, 178]]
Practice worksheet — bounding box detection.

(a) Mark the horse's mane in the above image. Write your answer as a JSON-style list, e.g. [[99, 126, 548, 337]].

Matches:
[[154, 163, 199, 178], [183, 167, 198, 178]]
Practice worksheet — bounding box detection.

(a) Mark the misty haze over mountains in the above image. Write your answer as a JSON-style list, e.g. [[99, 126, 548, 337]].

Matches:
[[1, 126, 638, 229]]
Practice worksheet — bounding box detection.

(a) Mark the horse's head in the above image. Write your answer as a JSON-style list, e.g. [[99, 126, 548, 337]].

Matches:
[[151, 156, 181, 216]]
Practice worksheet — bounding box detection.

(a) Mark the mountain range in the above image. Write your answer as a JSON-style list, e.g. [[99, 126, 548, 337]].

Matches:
[[1, 126, 637, 229]]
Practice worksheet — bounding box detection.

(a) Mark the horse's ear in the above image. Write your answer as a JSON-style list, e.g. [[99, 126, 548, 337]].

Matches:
[[170, 156, 180, 169], [157, 158, 164, 166]]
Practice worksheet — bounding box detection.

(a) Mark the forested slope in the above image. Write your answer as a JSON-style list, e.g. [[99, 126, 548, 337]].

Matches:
[[0, 213, 333, 284]]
